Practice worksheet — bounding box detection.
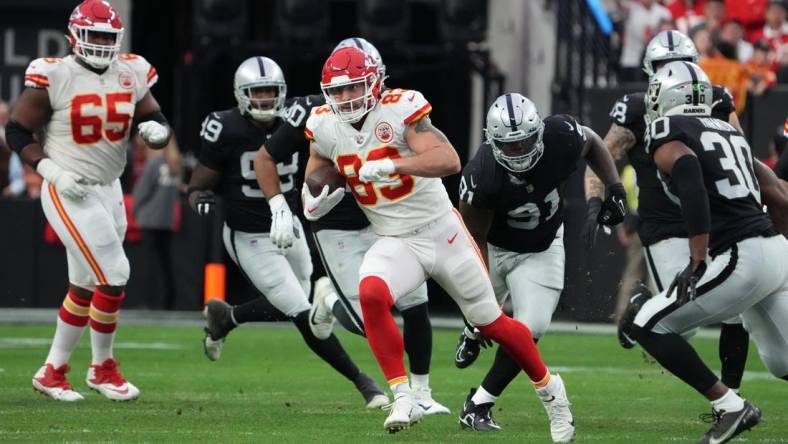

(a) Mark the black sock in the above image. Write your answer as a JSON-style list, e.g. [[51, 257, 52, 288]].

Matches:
[[231, 298, 280, 324], [332, 301, 365, 337], [291, 310, 361, 382], [719, 323, 749, 390], [480, 346, 522, 397], [402, 302, 432, 375], [632, 325, 719, 394]]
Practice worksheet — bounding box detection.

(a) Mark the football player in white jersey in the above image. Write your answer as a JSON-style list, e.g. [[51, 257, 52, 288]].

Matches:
[[6, 0, 171, 402], [302, 46, 574, 436]]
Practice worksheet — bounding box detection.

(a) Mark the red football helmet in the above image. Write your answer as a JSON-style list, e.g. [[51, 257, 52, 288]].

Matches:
[[68, 0, 124, 69], [320, 47, 382, 123]]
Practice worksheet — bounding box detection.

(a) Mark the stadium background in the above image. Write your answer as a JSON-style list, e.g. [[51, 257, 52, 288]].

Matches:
[[1, 0, 787, 323]]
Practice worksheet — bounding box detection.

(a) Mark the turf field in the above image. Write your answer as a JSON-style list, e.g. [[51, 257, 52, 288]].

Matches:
[[1, 323, 787, 443]]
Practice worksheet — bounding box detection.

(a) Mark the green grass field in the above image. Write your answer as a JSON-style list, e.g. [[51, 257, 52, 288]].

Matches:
[[1, 324, 787, 443]]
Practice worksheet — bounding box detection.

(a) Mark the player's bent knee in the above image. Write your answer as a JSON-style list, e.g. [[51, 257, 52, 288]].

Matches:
[[105, 255, 130, 286], [762, 355, 788, 380], [359, 276, 394, 310]]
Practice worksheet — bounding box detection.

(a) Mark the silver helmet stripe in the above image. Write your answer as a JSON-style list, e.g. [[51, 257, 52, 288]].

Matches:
[[504, 93, 517, 129]]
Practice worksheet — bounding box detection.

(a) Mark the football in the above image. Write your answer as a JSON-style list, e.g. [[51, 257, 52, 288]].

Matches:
[[305, 165, 346, 196]]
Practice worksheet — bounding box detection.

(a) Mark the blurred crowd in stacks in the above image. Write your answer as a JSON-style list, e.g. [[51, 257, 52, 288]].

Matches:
[[612, 0, 788, 100]]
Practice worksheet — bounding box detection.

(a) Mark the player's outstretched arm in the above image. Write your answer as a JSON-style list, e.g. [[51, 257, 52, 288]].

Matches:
[[584, 123, 636, 201], [458, 201, 493, 268], [398, 116, 461, 178], [582, 125, 622, 192], [754, 159, 788, 237], [254, 146, 283, 200], [134, 92, 172, 149], [653, 140, 709, 265]]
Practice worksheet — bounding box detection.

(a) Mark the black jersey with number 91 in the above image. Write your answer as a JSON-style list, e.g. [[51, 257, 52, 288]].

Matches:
[[197, 107, 300, 233], [460, 114, 586, 253], [648, 115, 777, 256]]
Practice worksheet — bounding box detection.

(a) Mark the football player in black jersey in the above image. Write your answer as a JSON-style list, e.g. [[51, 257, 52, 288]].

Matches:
[[591, 30, 751, 392], [631, 61, 788, 443], [253, 39, 449, 415], [186, 56, 388, 409], [455, 93, 625, 439]]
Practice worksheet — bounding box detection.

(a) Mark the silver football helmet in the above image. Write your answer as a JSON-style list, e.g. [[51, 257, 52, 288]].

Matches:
[[334, 37, 387, 81], [642, 30, 699, 76], [233, 57, 287, 122], [646, 61, 712, 121], [485, 93, 544, 173]]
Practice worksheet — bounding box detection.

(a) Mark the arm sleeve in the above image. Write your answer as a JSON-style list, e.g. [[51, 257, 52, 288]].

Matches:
[[670, 154, 710, 236], [266, 120, 309, 163]]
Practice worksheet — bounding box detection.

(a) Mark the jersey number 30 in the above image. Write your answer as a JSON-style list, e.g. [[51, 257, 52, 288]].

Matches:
[[336, 147, 414, 205]]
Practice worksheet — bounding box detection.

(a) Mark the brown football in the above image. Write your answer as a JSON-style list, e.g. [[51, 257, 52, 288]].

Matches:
[[306, 165, 346, 196]]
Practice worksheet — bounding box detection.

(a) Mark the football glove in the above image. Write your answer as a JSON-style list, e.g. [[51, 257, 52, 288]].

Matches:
[[598, 182, 627, 226], [195, 191, 215, 216], [358, 158, 395, 183], [268, 194, 296, 250], [667, 259, 707, 306], [137, 121, 170, 146], [302, 184, 344, 221], [36, 158, 88, 201]]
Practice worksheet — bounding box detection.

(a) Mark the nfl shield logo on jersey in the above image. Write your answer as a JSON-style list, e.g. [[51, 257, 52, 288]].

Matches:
[[375, 121, 394, 143], [118, 71, 135, 89]]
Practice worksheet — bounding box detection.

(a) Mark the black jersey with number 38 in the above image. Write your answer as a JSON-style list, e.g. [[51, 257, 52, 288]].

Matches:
[[198, 106, 300, 233], [609, 86, 735, 246], [460, 114, 586, 253], [648, 115, 776, 256]]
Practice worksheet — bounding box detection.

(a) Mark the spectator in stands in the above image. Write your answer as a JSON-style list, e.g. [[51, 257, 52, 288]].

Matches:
[[725, 0, 768, 41], [701, 40, 751, 114], [132, 137, 183, 309], [720, 20, 754, 61], [619, 0, 673, 82], [702, 0, 726, 33], [668, 0, 706, 34], [690, 23, 716, 57], [746, 40, 778, 95], [749, 0, 786, 45]]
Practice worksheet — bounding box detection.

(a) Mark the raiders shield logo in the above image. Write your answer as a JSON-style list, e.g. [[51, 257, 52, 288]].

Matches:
[[375, 122, 394, 143]]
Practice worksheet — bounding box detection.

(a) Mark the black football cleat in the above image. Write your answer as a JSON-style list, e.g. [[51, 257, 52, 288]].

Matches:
[[698, 400, 761, 444], [617, 283, 652, 349], [458, 388, 501, 432], [202, 300, 236, 361]]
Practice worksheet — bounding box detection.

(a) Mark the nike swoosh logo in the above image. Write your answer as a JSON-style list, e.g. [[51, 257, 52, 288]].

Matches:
[[544, 395, 556, 402], [629, 293, 642, 303], [408, 93, 416, 102], [308, 207, 317, 214], [623, 95, 630, 102], [470, 176, 476, 188], [105, 386, 129, 395], [310, 308, 320, 326], [448, 233, 458, 244], [564, 121, 574, 131], [305, 97, 313, 106], [418, 403, 432, 411]]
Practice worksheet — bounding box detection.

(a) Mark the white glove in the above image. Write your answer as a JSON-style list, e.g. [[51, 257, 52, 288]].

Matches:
[[137, 121, 170, 146], [268, 194, 295, 250], [302, 185, 345, 221], [358, 158, 396, 183], [36, 158, 88, 201]]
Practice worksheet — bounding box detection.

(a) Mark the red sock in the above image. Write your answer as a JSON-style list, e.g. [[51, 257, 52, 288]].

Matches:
[[90, 290, 124, 334], [478, 314, 548, 382], [359, 276, 407, 386], [59, 291, 90, 327]]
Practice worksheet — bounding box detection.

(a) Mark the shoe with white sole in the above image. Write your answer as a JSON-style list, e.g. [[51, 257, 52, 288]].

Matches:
[[383, 391, 424, 433], [86, 359, 140, 401], [535, 374, 575, 443], [32, 363, 84, 401], [309, 277, 336, 340], [413, 386, 450, 415]]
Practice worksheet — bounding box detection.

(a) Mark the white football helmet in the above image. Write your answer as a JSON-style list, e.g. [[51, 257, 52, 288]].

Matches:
[[485, 93, 545, 173], [233, 57, 287, 122], [646, 61, 712, 120], [642, 30, 699, 76]]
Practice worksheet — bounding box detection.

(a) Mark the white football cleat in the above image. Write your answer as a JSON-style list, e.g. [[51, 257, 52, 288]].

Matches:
[[203, 330, 225, 361], [32, 363, 84, 401], [308, 277, 336, 340], [535, 374, 575, 443], [86, 359, 140, 401], [383, 391, 424, 433], [412, 386, 450, 415]]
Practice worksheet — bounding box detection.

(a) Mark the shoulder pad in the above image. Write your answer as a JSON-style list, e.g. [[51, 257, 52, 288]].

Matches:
[[24, 58, 63, 89], [305, 105, 333, 141], [609, 92, 646, 127], [117, 53, 158, 88], [380, 89, 432, 124]]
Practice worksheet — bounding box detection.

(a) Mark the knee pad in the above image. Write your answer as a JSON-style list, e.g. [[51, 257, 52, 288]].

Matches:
[[359, 276, 393, 311], [106, 255, 130, 286]]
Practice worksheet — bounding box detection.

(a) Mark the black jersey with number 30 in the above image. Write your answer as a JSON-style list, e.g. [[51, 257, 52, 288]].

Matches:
[[460, 114, 586, 253], [266, 94, 369, 232], [648, 115, 776, 256], [608, 86, 735, 246], [198, 107, 300, 233]]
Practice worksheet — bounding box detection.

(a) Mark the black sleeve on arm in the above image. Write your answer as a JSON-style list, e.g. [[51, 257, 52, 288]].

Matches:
[[134, 110, 169, 127], [5, 120, 35, 154], [265, 122, 306, 163], [671, 154, 710, 236]]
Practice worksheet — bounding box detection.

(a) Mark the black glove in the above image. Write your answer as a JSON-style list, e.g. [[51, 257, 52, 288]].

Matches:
[[598, 182, 627, 226], [582, 197, 603, 249], [667, 259, 707, 306], [195, 191, 215, 216]]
